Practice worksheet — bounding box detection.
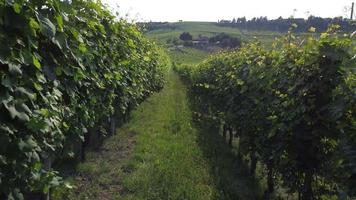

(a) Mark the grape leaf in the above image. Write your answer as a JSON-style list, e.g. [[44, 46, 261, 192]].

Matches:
[[37, 14, 56, 39], [8, 63, 22, 75]]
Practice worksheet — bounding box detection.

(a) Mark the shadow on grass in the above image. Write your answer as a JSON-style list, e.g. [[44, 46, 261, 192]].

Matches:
[[182, 84, 264, 200], [193, 118, 263, 200]]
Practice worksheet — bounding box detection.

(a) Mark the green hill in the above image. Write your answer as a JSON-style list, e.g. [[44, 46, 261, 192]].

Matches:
[[145, 21, 281, 65], [147, 22, 280, 43]]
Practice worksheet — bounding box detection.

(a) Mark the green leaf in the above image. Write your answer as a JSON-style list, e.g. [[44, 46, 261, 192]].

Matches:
[[29, 18, 40, 29], [0, 124, 14, 135], [20, 49, 33, 65], [29, 18, 40, 36], [54, 67, 62, 76], [27, 118, 48, 132], [18, 137, 38, 150], [8, 63, 22, 75], [15, 87, 35, 99], [26, 137, 38, 148], [6, 105, 30, 121], [40, 108, 49, 117], [0, 155, 7, 164], [143, 56, 150, 62], [37, 14, 56, 39], [114, 72, 121, 81], [308, 27, 316, 33], [78, 43, 87, 53], [236, 79, 244, 86], [62, 122, 69, 129], [1, 76, 13, 88], [64, 182, 74, 189], [53, 32, 69, 50], [5, 0, 14, 6], [32, 55, 41, 69], [320, 33, 328, 40], [20, 103, 31, 113], [53, 88, 62, 97], [50, 177, 61, 186], [70, 28, 83, 43], [13, 3, 21, 13], [33, 82, 43, 91], [55, 15, 63, 32]]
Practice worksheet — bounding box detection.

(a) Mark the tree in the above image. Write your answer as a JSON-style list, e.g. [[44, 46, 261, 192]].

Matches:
[[209, 33, 241, 48], [179, 32, 193, 41]]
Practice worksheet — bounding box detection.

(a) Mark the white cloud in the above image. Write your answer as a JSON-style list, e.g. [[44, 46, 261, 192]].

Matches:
[[102, 0, 355, 22]]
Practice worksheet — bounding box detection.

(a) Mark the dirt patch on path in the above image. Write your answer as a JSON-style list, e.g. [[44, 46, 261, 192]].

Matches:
[[52, 128, 138, 200]]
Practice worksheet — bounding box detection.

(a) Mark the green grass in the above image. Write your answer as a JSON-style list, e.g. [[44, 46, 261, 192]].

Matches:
[[167, 47, 210, 65], [121, 71, 217, 200]]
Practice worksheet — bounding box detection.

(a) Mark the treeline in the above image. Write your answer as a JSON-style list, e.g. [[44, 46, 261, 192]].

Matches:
[[175, 32, 241, 49], [218, 16, 356, 32], [208, 33, 241, 48], [0, 0, 168, 199], [176, 27, 356, 199]]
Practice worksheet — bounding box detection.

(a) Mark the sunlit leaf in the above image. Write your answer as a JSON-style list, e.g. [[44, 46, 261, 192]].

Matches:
[[32, 55, 41, 69], [12, 3, 21, 13], [8, 63, 22, 75]]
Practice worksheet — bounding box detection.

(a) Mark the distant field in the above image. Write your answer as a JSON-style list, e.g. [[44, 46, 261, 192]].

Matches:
[[145, 21, 282, 65], [166, 47, 211, 65], [146, 21, 281, 46]]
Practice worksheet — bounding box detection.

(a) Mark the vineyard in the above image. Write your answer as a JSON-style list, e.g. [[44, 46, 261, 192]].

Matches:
[[0, 0, 167, 199], [176, 28, 356, 199], [1, 0, 356, 200]]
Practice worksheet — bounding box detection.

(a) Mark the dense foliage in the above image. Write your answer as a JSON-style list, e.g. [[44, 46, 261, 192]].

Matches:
[[208, 33, 241, 48], [179, 32, 193, 41], [177, 27, 356, 199], [0, 0, 168, 198]]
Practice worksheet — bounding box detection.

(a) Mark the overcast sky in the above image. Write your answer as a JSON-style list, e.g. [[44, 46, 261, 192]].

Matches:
[[102, 0, 355, 22]]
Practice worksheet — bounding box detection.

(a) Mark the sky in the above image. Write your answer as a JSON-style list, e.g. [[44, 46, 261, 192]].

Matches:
[[102, 0, 355, 22]]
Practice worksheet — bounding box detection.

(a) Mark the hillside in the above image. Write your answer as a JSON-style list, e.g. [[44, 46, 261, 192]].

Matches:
[[145, 21, 281, 65], [146, 21, 280, 44]]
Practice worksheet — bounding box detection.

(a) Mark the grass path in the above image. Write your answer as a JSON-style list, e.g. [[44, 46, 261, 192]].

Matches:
[[120, 71, 218, 200], [53, 71, 262, 200], [53, 71, 218, 200]]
